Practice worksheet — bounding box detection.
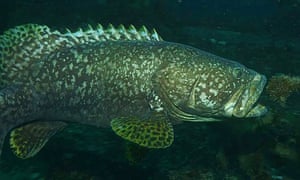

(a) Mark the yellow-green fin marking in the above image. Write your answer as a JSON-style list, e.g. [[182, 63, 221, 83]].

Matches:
[[111, 116, 174, 149], [10, 121, 67, 159]]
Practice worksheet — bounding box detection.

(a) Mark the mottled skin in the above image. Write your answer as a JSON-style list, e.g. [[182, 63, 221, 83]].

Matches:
[[1, 40, 265, 127], [0, 24, 267, 157]]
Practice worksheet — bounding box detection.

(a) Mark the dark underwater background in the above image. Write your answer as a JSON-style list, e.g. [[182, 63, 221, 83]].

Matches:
[[0, 0, 300, 179]]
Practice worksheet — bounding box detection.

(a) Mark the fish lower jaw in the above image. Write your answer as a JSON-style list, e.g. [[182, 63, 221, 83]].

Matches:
[[223, 86, 246, 118], [245, 104, 268, 117], [224, 98, 254, 118]]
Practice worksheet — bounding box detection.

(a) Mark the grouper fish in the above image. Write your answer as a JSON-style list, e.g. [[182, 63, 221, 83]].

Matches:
[[0, 24, 267, 159]]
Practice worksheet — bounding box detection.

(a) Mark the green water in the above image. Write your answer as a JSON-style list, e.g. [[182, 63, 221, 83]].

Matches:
[[0, 0, 300, 179]]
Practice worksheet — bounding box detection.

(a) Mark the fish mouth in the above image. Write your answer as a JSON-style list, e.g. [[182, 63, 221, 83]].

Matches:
[[224, 73, 267, 118]]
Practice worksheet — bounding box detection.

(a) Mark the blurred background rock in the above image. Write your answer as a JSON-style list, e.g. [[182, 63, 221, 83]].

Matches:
[[0, 0, 300, 179]]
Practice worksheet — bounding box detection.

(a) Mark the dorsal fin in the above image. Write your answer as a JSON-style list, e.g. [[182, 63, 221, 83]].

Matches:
[[0, 23, 163, 87], [63, 23, 163, 43]]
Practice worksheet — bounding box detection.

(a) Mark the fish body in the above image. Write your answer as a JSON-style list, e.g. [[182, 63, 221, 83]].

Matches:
[[0, 24, 267, 159]]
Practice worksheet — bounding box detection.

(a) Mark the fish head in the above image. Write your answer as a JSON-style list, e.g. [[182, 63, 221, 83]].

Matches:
[[222, 66, 267, 118], [193, 60, 267, 119], [157, 48, 267, 121]]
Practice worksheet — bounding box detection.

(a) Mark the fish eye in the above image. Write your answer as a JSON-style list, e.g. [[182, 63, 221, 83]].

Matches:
[[233, 67, 243, 79]]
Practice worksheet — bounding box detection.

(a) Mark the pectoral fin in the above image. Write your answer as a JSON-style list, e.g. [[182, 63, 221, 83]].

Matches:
[[111, 114, 174, 149], [10, 121, 67, 159]]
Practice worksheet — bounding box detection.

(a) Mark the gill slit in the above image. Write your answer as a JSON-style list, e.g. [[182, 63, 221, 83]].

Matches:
[[158, 78, 199, 121], [186, 75, 201, 109]]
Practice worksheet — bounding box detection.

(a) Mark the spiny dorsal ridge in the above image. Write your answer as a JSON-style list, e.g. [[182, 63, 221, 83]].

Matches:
[[63, 23, 163, 43]]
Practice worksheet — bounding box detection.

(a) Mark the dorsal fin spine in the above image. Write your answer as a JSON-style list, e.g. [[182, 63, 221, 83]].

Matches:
[[66, 28, 72, 33], [118, 24, 126, 33], [88, 24, 93, 31], [129, 25, 137, 34]]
